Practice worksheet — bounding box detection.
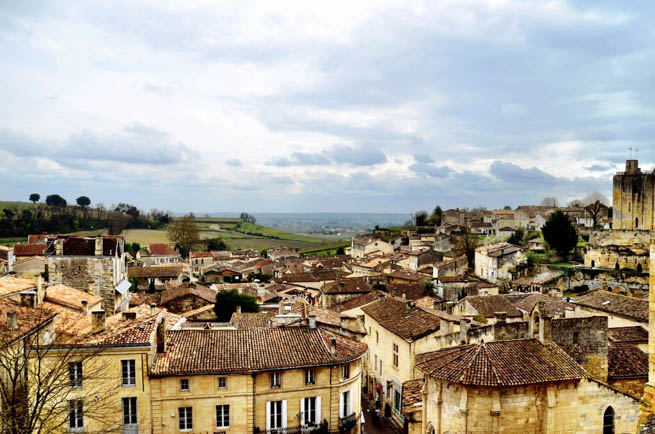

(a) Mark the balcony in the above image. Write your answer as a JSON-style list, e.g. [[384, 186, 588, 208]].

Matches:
[[339, 413, 358, 432], [261, 423, 326, 434]]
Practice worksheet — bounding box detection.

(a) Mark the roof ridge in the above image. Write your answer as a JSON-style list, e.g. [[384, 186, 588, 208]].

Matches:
[[481, 343, 503, 387]]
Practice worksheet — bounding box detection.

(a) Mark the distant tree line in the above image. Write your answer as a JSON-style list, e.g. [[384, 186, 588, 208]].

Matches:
[[0, 193, 171, 237]]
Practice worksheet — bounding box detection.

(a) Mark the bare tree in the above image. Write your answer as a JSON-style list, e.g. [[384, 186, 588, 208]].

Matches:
[[453, 227, 481, 269], [95, 203, 105, 220], [581, 192, 609, 206], [167, 215, 200, 256], [540, 197, 559, 207], [0, 308, 119, 434], [585, 200, 608, 226]]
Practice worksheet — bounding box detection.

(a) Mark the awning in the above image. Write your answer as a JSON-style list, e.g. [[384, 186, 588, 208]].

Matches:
[[115, 280, 131, 295]]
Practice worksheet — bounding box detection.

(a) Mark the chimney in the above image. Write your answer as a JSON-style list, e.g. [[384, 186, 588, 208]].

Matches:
[[236, 305, 242, 314], [36, 275, 44, 304], [302, 304, 308, 319], [20, 291, 36, 308], [91, 311, 106, 334], [494, 312, 507, 324], [150, 303, 157, 316], [80, 300, 88, 316], [402, 292, 406, 299], [55, 239, 63, 256], [122, 311, 137, 321], [156, 320, 166, 354], [459, 318, 470, 344], [87, 282, 94, 295], [7, 311, 17, 331], [94, 237, 103, 256], [330, 338, 337, 356], [309, 315, 316, 329]]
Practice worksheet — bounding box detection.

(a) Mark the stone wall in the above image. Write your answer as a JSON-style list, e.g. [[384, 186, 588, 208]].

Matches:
[[609, 378, 646, 399], [163, 294, 212, 314], [47, 256, 120, 314], [585, 229, 655, 272], [613, 160, 655, 230], [547, 316, 608, 382], [556, 266, 649, 294]]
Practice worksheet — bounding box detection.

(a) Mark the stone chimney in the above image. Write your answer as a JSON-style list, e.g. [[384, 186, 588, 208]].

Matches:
[[94, 237, 103, 256], [87, 282, 94, 295], [150, 303, 157, 316], [36, 275, 44, 304], [55, 239, 63, 256], [494, 312, 507, 324], [156, 320, 166, 354], [122, 311, 137, 321], [80, 300, 88, 316], [330, 338, 337, 356], [20, 291, 36, 308], [7, 311, 17, 331], [236, 305, 242, 314], [91, 311, 106, 334], [308, 315, 316, 329], [440, 318, 451, 336], [402, 292, 406, 299]]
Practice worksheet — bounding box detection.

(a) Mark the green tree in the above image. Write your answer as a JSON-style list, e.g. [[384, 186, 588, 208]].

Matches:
[[167, 215, 200, 257], [507, 227, 525, 245], [29, 193, 40, 204], [431, 205, 443, 225], [259, 248, 268, 258], [214, 289, 259, 322], [542, 210, 578, 256], [206, 237, 227, 251], [76, 196, 91, 219], [45, 194, 67, 207], [336, 246, 345, 255], [413, 210, 429, 226]]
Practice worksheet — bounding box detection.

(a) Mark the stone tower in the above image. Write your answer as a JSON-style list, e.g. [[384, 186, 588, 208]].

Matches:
[[613, 160, 655, 230], [639, 245, 655, 428]]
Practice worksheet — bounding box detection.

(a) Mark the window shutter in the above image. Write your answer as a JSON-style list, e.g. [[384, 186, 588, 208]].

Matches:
[[282, 400, 287, 428], [300, 398, 305, 426], [349, 389, 353, 416], [339, 392, 344, 418], [266, 401, 271, 430], [316, 396, 322, 424]]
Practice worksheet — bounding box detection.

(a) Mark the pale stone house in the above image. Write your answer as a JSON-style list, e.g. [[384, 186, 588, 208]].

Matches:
[[474, 242, 524, 283], [454, 295, 523, 324], [350, 237, 393, 259], [137, 243, 182, 266]]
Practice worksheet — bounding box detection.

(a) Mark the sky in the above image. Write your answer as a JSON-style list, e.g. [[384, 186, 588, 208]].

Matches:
[[1, 0, 654, 214]]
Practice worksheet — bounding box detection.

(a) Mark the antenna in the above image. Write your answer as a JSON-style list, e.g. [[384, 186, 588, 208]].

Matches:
[[629, 146, 633, 159]]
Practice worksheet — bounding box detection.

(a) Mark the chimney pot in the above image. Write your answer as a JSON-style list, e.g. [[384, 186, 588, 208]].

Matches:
[[236, 305, 242, 314], [7, 311, 17, 331], [150, 303, 157, 316], [91, 311, 106, 334], [81, 300, 88, 316], [402, 292, 406, 299], [309, 315, 316, 329], [330, 337, 337, 355]]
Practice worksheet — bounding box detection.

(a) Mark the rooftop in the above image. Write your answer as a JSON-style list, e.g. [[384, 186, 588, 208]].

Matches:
[[608, 344, 647, 380], [322, 277, 373, 295], [45, 284, 103, 311], [128, 265, 183, 279], [0, 276, 37, 297], [575, 290, 647, 323], [608, 326, 648, 344], [463, 295, 523, 318], [362, 297, 441, 341], [148, 243, 179, 256]]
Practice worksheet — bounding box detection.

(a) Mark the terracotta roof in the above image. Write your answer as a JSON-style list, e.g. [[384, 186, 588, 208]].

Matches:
[[416, 339, 586, 387], [575, 290, 648, 323], [608, 344, 648, 379], [44, 236, 122, 256], [181, 304, 216, 320], [12, 243, 46, 256], [289, 303, 341, 327], [328, 292, 380, 312], [28, 234, 52, 244], [387, 270, 423, 282], [189, 252, 214, 259], [230, 311, 276, 329], [362, 297, 441, 341], [475, 242, 522, 257], [149, 243, 179, 256], [128, 266, 183, 278], [387, 283, 426, 300], [322, 278, 373, 295], [160, 284, 216, 305], [276, 270, 342, 283], [353, 236, 385, 247], [0, 276, 37, 297], [151, 327, 367, 376], [464, 295, 523, 318], [402, 379, 424, 414], [608, 326, 648, 344], [128, 292, 162, 307], [45, 284, 103, 311], [512, 294, 574, 317], [0, 298, 56, 344]]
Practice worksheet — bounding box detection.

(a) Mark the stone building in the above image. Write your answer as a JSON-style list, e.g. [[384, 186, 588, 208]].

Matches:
[[613, 159, 655, 230], [474, 242, 524, 283], [45, 236, 129, 314], [320, 277, 373, 308], [350, 237, 393, 259]]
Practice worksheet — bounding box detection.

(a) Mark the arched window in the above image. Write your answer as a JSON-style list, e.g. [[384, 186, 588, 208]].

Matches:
[[603, 406, 614, 434], [591, 260, 595, 268], [615, 263, 619, 271], [638, 264, 643, 273], [636, 217, 639, 227]]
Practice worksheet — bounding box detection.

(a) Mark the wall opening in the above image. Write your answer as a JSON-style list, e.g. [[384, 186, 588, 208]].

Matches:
[[615, 263, 619, 271], [638, 264, 643, 273], [603, 406, 614, 434], [636, 217, 639, 227], [591, 260, 595, 268]]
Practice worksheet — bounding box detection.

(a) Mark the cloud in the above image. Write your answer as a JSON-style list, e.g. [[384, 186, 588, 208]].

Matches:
[[409, 163, 452, 178], [290, 151, 331, 165], [225, 158, 243, 166], [585, 163, 613, 172], [325, 145, 387, 166], [489, 161, 558, 185], [414, 153, 435, 163]]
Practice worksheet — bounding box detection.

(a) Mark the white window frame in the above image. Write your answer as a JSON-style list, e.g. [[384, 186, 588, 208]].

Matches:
[[271, 372, 281, 388], [393, 343, 399, 368], [178, 407, 193, 431], [122, 397, 138, 426], [180, 378, 189, 392], [266, 400, 287, 430], [305, 369, 315, 385], [216, 404, 229, 428], [121, 359, 136, 387], [339, 390, 353, 418], [68, 400, 83, 430], [69, 361, 82, 389], [218, 377, 227, 389], [300, 396, 321, 425]]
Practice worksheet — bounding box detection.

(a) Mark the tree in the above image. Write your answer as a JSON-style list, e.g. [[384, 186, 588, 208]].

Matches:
[[45, 194, 67, 208], [259, 248, 268, 258], [76, 196, 91, 219], [453, 227, 481, 268], [431, 206, 443, 225], [542, 210, 578, 256], [581, 191, 609, 206], [412, 210, 429, 226], [206, 237, 227, 251], [568, 199, 584, 207], [507, 227, 525, 246], [584, 200, 608, 226], [540, 197, 559, 207], [214, 289, 259, 322], [336, 246, 345, 255], [240, 212, 256, 224], [167, 215, 199, 257], [503, 205, 512, 210], [28, 193, 40, 204], [0, 308, 119, 434]]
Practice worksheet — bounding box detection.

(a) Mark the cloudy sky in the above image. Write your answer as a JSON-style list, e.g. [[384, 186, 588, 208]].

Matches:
[[1, 0, 653, 213]]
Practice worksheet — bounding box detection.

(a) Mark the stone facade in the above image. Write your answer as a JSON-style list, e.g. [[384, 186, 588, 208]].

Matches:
[[584, 229, 654, 272]]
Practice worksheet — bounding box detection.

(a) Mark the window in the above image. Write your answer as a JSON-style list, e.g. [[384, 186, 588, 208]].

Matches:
[[180, 378, 189, 392], [603, 406, 614, 434], [302, 397, 319, 425], [69, 361, 82, 388], [217, 376, 227, 389], [393, 343, 399, 368], [179, 407, 192, 431], [216, 405, 229, 428], [68, 400, 83, 429], [393, 387, 401, 414], [121, 360, 136, 387], [269, 400, 283, 429], [379, 360, 383, 376], [305, 369, 315, 385], [374, 355, 378, 371], [122, 397, 137, 426], [271, 372, 281, 388], [376, 331, 379, 344], [343, 364, 350, 379], [573, 332, 579, 344], [341, 390, 351, 417]]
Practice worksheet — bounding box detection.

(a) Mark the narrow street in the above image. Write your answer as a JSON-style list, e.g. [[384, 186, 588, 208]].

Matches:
[[361, 398, 401, 434]]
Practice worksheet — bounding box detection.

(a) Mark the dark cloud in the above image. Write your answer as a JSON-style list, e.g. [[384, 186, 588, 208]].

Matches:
[[325, 145, 387, 166], [585, 163, 614, 172], [414, 154, 435, 163], [489, 161, 557, 185], [409, 163, 451, 178], [290, 152, 331, 165]]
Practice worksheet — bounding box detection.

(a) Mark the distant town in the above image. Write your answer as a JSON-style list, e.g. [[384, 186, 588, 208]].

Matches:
[[2, 159, 655, 433]]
